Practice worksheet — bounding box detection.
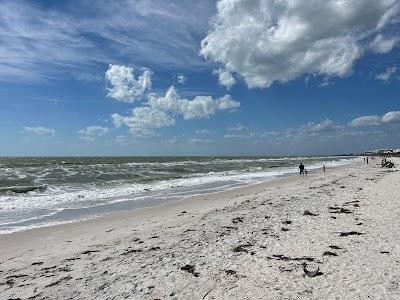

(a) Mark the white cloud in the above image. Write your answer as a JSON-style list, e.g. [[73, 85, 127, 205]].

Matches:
[[375, 66, 397, 82], [370, 34, 399, 54], [350, 115, 382, 127], [112, 107, 175, 137], [79, 126, 111, 141], [201, 0, 399, 88], [224, 124, 256, 139], [177, 74, 187, 84], [303, 119, 338, 132], [112, 85, 239, 137], [196, 129, 211, 135], [188, 138, 212, 144], [213, 68, 236, 89], [263, 119, 361, 143], [382, 111, 400, 123], [348, 111, 400, 127], [224, 133, 255, 139], [148, 86, 239, 119], [224, 119, 341, 141], [23, 126, 55, 137], [105, 64, 151, 102], [218, 95, 240, 110], [220, 113, 400, 152], [0, 1, 213, 82], [226, 124, 248, 132], [180, 95, 235, 119]]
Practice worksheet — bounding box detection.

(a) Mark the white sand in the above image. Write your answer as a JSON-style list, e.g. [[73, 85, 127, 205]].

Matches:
[[1, 158, 400, 299]]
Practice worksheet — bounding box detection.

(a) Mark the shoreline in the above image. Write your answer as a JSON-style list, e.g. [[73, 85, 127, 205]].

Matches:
[[1, 157, 359, 236], [0, 164, 311, 255], [2, 158, 399, 299]]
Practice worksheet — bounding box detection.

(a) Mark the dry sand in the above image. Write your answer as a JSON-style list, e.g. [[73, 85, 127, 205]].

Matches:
[[1, 158, 400, 299]]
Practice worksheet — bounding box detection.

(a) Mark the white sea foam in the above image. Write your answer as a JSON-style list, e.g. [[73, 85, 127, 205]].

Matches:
[[0, 156, 360, 233], [0, 157, 359, 212]]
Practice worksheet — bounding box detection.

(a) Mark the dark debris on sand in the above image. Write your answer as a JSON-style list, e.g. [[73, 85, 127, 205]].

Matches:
[[329, 207, 353, 214], [329, 245, 342, 250], [339, 231, 364, 237], [81, 250, 100, 255], [225, 270, 236, 276], [233, 243, 253, 253], [180, 264, 199, 277], [323, 251, 338, 256], [268, 254, 315, 262], [304, 210, 318, 216], [232, 217, 244, 224]]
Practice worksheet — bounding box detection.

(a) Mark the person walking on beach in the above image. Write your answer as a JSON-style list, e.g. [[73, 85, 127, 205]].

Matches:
[[323, 165, 326, 172], [299, 163, 305, 177], [366, 157, 369, 164]]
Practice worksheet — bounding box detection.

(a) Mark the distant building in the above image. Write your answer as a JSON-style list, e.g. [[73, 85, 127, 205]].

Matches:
[[364, 148, 399, 155]]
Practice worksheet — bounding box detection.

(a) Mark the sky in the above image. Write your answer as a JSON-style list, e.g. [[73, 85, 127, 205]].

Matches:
[[1, 0, 400, 156]]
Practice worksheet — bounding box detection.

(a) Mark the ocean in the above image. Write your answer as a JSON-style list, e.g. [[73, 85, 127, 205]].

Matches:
[[0, 156, 359, 234]]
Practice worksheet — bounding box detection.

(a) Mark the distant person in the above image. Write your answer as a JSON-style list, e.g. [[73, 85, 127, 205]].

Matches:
[[366, 157, 369, 164], [323, 165, 326, 172], [299, 163, 305, 177], [363, 157, 365, 163]]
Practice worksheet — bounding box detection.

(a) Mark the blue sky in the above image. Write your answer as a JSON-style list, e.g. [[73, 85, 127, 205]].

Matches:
[[1, 0, 399, 156]]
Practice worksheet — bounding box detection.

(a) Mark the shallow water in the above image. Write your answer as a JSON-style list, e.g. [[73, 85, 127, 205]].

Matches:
[[0, 155, 359, 233]]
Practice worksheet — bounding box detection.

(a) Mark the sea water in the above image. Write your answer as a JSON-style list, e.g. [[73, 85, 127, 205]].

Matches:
[[0, 156, 359, 233]]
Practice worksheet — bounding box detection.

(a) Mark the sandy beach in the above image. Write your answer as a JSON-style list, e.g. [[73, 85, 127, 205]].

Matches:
[[1, 158, 400, 299]]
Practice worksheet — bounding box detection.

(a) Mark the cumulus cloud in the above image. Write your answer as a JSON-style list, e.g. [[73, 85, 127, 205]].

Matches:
[[349, 111, 400, 127], [148, 86, 239, 119], [370, 34, 399, 53], [222, 113, 400, 151], [200, 0, 399, 88], [177, 74, 187, 84], [375, 66, 397, 82], [213, 68, 236, 89], [105, 64, 152, 102], [79, 126, 111, 141], [112, 108, 175, 137], [112, 85, 239, 137], [104, 62, 240, 138], [302, 119, 339, 133], [382, 111, 400, 123], [23, 126, 55, 137], [350, 115, 382, 127]]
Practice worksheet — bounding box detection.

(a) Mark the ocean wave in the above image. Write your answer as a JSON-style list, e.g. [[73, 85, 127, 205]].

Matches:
[[0, 156, 360, 233], [0, 185, 47, 194], [0, 157, 359, 212]]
